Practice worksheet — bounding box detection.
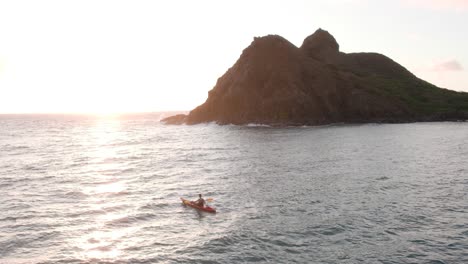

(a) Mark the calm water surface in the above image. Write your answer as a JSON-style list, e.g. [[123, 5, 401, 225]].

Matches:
[[0, 114, 467, 263]]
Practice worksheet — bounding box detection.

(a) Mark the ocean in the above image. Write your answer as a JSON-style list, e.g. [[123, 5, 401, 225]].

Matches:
[[0, 114, 467, 263]]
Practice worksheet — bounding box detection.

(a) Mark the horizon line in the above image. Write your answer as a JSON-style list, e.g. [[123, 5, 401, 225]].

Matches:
[[0, 110, 189, 116]]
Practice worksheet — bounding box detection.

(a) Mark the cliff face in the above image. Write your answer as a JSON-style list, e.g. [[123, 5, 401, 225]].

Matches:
[[164, 29, 468, 125]]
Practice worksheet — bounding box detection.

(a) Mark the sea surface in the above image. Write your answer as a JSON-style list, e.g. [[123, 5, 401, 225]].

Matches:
[[0, 114, 467, 264]]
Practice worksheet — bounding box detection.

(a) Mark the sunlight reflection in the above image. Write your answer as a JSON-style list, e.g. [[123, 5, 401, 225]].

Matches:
[[90, 117, 122, 146], [74, 227, 135, 261], [69, 117, 134, 262], [93, 181, 126, 195]]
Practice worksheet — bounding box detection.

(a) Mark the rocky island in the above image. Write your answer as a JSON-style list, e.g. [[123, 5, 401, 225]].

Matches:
[[163, 29, 468, 126]]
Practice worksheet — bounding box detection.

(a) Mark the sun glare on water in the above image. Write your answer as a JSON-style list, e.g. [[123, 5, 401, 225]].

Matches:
[[64, 118, 135, 262]]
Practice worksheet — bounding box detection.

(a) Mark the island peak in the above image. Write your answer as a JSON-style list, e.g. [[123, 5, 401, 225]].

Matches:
[[162, 29, 468, 126]]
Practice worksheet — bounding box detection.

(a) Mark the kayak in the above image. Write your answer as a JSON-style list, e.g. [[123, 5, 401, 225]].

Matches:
[[180, 198, 216, 213]]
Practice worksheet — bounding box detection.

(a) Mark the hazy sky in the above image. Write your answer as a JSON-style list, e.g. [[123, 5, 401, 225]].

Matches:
[[0, 0, 467, 114]]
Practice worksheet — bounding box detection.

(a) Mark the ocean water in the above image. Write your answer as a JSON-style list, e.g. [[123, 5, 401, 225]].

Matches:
[[0, 114, 467, 264]]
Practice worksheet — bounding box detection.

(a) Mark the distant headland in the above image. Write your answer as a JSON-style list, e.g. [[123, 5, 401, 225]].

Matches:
[[162, 28, 468, 126]]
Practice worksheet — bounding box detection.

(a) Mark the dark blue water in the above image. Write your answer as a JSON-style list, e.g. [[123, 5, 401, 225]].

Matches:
[[0, 114, 467, 263]]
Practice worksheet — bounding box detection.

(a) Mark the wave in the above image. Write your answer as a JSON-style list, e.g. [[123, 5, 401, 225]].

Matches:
[[1, 144, 30, 151], [139, 202, 170, 210], [22, 165, 44, 171], [0, 257, 51, 264], [1, 118, 467, 263], [67, 208, 106, 218], [104, 191, 130, 197], [318, 225, 346, 236], [376, 176, 390, 181], [246, 123, 272, 127], [105, 212, 156, 227], [64, 191, 88, 199]]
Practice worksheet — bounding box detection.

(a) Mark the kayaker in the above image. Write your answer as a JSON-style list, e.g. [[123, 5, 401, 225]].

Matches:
[[194, 194, 205, 207]]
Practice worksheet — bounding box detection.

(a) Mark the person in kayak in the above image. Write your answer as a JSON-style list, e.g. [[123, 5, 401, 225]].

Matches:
[[193, 194, 205, 207]]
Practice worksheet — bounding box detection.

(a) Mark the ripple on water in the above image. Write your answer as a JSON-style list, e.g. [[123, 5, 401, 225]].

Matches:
[[318, 225, 346, 236], [104, 212, 156, 228], [1, 119, 468, 263]]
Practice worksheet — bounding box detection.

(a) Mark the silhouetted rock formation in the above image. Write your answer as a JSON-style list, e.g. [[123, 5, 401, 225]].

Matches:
[[300, 28, 339, 63], [162, 28, 468, 125], [161, 114, 186, 125]]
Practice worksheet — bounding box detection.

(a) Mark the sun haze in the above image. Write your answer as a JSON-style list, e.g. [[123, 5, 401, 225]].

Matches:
[[0, 0, 467, 114]]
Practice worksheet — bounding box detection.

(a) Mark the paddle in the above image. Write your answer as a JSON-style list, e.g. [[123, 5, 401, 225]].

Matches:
[[186, 198, 213, 203]]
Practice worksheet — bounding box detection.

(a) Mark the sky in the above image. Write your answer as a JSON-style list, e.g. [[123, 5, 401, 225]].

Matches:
[[0, 0, 467, 114]]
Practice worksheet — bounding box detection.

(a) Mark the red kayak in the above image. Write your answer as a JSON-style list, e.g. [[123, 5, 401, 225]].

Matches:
[[180, 198, 216, 213]]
